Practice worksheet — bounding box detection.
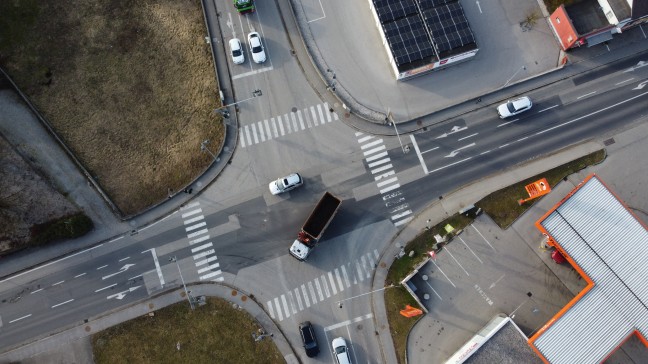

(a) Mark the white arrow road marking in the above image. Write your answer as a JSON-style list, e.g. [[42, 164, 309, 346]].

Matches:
[[445, 143, 476, 158], [623, 61, 648, 73], [489, 274, 505, 289], [436, 125, 468, 139], [107, 286, 141, 300], [102, 264, 136, 280], [633, 80, 648, 90]]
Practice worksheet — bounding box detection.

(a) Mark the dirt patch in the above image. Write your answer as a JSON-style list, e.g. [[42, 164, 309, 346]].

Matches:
[[0, 0, 224, 216]]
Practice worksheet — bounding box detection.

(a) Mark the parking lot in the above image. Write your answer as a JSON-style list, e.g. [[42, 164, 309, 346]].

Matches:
[[406, 214, 586, 362]]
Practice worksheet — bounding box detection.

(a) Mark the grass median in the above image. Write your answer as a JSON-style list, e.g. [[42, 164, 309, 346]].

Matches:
[[92, 297, 282, 364], [385, 149, 606, 363]]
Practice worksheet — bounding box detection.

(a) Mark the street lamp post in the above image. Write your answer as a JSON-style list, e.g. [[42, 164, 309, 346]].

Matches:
[[200, 139, 216, 159], [503, 66, 527, 87], [169, 256, 194, 310], [214, 89, 262, 115], [387, 108, 409, 154], [336, 284, 396, 308]]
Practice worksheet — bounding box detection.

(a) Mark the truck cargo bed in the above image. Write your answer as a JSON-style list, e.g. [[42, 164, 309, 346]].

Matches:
[[302, 192, 342, 239]]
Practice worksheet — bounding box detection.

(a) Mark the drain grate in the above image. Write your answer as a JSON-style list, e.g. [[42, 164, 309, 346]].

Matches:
[[603, 138, 615, 146]]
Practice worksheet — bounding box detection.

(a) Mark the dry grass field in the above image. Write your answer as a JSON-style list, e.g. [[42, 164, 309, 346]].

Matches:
[[0, 0, 224, 216]]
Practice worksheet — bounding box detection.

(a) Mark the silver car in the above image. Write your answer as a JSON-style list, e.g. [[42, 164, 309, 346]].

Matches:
[[269, 173, 303, 195], [229, 38, 244, 65], [497, 96, 532, 118], [332, 337, 352, 364], [247, 32, 266, 64]]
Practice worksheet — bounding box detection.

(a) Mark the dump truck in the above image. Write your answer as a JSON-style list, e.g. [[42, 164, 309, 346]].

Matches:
[[289, 192, 342, 261]]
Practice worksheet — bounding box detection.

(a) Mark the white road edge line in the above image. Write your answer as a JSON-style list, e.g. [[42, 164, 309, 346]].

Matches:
[[142, 248, 165, 286]]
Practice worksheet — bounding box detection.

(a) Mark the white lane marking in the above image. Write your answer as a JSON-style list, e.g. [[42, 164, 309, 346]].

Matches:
[[368, 157, 390, 168], [328, 272, 338, 295], [459, 236, 483, 263], [315, 278, 324, 301], [430, 259, 456, 287], [375, 171, 396, 181], [274, 297, 283, 321], [497, 119, 519, 128], [358, 135, 373, 143], [366, 151, 388, 163], [128, 274, 142, 280], [142, 248, 165, 286], [376, 177, 398, 187], [301, 284, 311, 307], [444, 245, 470, 276], [31, 288, 43, 294], [371, 164, 393, 174], [361, 139, 384, 149], [185, 222, 206, 232], [577, 91, 597, 99], [251, 123, 259, 144], [428, 157, 473, 174], [52, 280, 64, 286], [187, 229, 208, 238], [380, 183, 401, 194], [410, 134, 428, 174], [288, 291, 297, 314], [231, 65, 274, 80], [341, 265, 351, 288], [294, 288, 304, 311], [421, 146, 439, 155], [181, 209, 202, 218], [516, 136, 529, 143], [9, 314, 32, 323], [363, 145, 386, 157], [267, 300, 275, 319], [271, 117, 279, 138], [108, 236, 123, 243], [97, 265, 108, 270], [615, 78, 634, 85], [471, 224, 496, 251], [308, 281, 318, 303], [480, 149, 492, 155], [184, 215, 204, 225], [445, 142, 476, 158], [321, 274, 331, 298], [538, 105, 559, 113], [499, 143, 511, 148], [51, 299, 74, 308], [191, 242, 213, 253], [394, 217, 412, 226], [118, 256, 130, 262], [189, 235, 210, 245], [195, 256, 218, 267], [95, 284, 117, 293], [457, 133, 478, 141], [323, 313, 373, 332], [424, 280, 443, 300], [193, 249, 215, 259]]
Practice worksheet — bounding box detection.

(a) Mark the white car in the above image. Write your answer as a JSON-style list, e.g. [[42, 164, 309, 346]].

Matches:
[[247, 32, 266, 63], [229, 38, 244, 64], [332, 337, 352, 364], [497, 96, 532, 118], [269, 173, 303, 195]]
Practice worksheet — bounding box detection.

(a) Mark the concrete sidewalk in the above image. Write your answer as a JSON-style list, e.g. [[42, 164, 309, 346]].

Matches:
[[0, 283, 299, 364]]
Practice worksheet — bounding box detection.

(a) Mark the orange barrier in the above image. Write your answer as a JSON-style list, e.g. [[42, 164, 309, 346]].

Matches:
[[400, 305, 423, 318], [518, 178, 551, 205]]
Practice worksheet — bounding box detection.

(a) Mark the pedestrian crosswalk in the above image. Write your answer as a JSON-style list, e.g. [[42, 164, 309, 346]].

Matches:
[[356, 132, 412, 227], [266, 250, 380, 321], [239, 102, 339, 148], [180, 202, 224, 282]]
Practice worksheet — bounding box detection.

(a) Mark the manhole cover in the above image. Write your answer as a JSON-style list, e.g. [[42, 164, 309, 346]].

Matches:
[[292, 107, 298, 112], [603, 138, 615, 146], [417, 120, 423, 126]]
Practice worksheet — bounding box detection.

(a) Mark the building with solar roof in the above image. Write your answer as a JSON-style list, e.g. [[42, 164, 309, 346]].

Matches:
[[368, 0, 479, 80]]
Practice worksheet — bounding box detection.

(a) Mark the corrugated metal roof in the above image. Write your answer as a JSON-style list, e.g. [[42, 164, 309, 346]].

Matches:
[[533, 176, 648, 363]]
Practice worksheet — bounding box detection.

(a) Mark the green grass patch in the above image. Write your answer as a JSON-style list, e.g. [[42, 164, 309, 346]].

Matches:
[[476, 149, 606, 228], [29, 213, 93, 246], [92, 297, 283, 364], [385, 286, 423, 364]]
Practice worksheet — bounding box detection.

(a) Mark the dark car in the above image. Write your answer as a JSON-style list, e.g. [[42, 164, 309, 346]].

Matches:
[[299, 321, 319, 357]]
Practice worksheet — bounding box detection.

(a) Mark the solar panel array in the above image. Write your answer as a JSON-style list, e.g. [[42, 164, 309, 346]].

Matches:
[[372, 0, 476, 68]]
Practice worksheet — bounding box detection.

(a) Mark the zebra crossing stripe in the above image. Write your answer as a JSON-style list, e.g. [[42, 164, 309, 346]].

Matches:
[[264, 119, 272, 140], [372, 164, 393, 174], [268, 300, 275, 319], [355, 131, 364, 137], [214, 276, 224, 282], [181, 208, 202, 218], [185, 222, 206, 232], [356, 261, 365, 282], [187, 229, 208, 238], [281, 295, 290, 318], [377, 177, 398, 187], [294, 288, 304, 310], [191, 242, 213, 253], [308, 281, 318, 304], [304, 108, 313, 128], [314, 277, 324, 301], [245, 125, 252, 146], [240, 132, 246, 147], [317, 104, 325, 125], [258, 121, 266, 142], [301, 284, 311, 307], [335, 268, 344, 292], [288, 291, 298, 314], [278, 115, 286, 136], [328, 272, 338, 295], [380, 184, 401, 194], [197, 263, 220, 274], [394, 217, 413, 226], [392, 210, 412, 220], [324, 102, 333, 122], [195, 256, 218, 266], [361, 139, 383, 149], [189, 235, 210, 245], [321, 274, 331, 298], [361, 256, 369, 279], [200, 270, 221, 280], [193, 249, 215, 259], [367, 151, 388, 162], [271, 117, 279, 138], [333, 110, 339, 120], [374, 249, 380, 260], [310, 106, 318, 126], [368, 254, 376, 273], [341, 265, 351, 288], [251, 123, 259, 144], [297, 110, 306, 130], [290, 112, 298, 132], [274, 297, 283, 321], [358, 135, 373, 143], [375, 171, 396, 181], [363, 145, 386, 156], [368, 158, 391, 168], [184, 215, 204, 225]]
